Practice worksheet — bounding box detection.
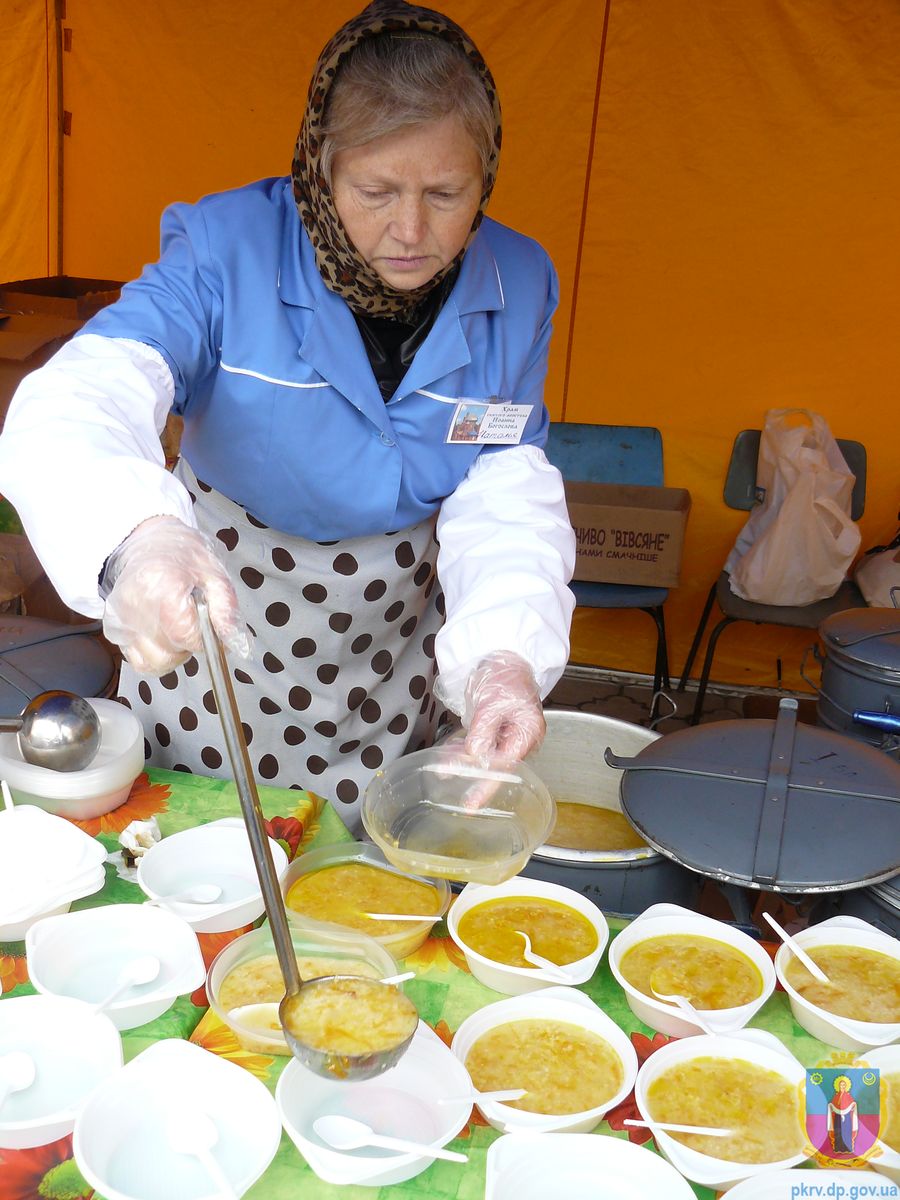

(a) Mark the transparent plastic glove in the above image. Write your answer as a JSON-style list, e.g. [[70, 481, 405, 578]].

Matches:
[[463, 650, 546, 765], [102, 516, 249, 675]]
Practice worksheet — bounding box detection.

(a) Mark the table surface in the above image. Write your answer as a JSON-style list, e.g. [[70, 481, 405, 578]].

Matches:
[[0, 768, 861, 1200]]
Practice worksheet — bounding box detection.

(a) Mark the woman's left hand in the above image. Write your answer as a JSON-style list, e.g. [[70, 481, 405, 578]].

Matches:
[[463, 650, 546, 764]]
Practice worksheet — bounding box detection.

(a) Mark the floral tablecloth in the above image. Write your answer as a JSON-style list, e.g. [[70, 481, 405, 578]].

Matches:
[[0, 768, 859, 1200]]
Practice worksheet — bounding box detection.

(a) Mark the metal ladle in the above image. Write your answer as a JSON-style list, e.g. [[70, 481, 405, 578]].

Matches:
[[0, 690, 101, 772], [192, 589, 417, 1082]]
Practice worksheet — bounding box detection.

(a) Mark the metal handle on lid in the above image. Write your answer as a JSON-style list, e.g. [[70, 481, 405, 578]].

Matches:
[[192, 588, 302, 996]]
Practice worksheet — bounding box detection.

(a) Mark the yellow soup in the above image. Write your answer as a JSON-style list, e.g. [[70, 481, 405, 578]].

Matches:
[[465, 1018, 624, 1115], [217, 953, 384, 1055], [281, 976, 418, 1058], [285, 862, 441, 936], [881, 1071, 900, 1152], [456, 896, 599, 969], [646, 1056, 804, 1164], [783, 945, 900, 1023], [547, 801, 647, 852], [619, 933, 763, 1009]]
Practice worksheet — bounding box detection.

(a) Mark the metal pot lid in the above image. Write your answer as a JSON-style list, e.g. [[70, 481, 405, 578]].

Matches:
[[0, 616, 113, 715], [606, 698, 900, 893], [819, 609, 900, 672]]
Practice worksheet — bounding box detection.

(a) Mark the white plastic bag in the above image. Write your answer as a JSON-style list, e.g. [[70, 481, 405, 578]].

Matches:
[[725, 408, 861, 606], [854, 522, 900, 608]]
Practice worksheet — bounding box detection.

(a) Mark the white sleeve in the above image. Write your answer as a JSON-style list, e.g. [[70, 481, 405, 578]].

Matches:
[[434, 443, 576, 714], [0, 334, 197, 616]]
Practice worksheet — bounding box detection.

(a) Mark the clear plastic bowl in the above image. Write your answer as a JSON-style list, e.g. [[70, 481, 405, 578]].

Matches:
[[0, 699, 144, 820], [280, 841, 450, 960], [207, 922, 400, 1055], [363, 745, 555, 885]]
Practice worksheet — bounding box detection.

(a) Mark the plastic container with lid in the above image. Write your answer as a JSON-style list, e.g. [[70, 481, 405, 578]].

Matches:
[[280, 841, 450, 959], [207, 922, 401, 1055], [0, 698, 144, 820], [363, 745, 555, 885]]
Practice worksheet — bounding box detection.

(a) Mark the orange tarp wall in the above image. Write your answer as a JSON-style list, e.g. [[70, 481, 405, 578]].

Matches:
[[3, 0, 899, 693]]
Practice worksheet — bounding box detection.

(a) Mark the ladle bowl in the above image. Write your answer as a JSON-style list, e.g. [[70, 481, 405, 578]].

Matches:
[[0, 691, 101, 773]]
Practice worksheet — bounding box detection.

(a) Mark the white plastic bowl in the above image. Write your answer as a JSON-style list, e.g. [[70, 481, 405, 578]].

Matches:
[[207, 923, 399, 1056], [773, 915, 900, 1052], [485, 1132, 697, 1200], [26, 902, 207, 1030], [276, 1021, 472, 1187], [722, 1168, 897, 1198], [0, 994, 123, 1150], [0, 699, 144, 819], [446, 874, 608, 995], [633, 1029, 809, 1191], [450, 986, 638, 1134], [137, 817, 289, 933], [862, 1044, 900, 1187], [607, 902, 775, 1037], [73, 1038, 281, 1200]]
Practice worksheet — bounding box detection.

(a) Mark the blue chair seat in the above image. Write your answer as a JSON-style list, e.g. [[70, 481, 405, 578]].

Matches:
[[572, 581, 669, 610]]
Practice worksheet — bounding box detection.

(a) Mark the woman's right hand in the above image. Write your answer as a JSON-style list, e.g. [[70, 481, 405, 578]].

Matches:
[[102, 516, 249, 675]]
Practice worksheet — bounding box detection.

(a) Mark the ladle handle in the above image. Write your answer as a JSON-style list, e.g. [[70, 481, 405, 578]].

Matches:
[[193, 589, 302, 996], [0, 719, 24, 732]]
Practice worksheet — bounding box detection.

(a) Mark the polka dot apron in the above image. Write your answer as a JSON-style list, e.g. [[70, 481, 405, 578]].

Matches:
[[118, 459, 445, 836]]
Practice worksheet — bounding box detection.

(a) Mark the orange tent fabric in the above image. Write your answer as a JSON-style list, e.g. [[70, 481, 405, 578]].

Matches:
[[4, 0, 900, 692]]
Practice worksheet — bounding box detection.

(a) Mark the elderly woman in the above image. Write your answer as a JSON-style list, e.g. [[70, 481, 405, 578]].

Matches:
[[0, 0, 575, 834]]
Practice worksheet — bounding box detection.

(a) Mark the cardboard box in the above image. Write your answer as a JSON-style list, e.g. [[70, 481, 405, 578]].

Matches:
[[0, 311, 84, 422], [0, 275, 122, 321], [565, 481, 692, 587]]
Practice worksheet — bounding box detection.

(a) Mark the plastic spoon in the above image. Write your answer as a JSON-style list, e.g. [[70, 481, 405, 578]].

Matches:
[[648, 977, 721, 1036], [363, 912, 441, 923], [624, 1118, 733, 1138], [0, 1051, 36, 1108], [313, 1115, 468, 1163], [90, 954, 160, 1013], [762, 911, 831, 984], [167, 1109, 237, 1200], [0, 780, 13, 812], [513, 931, 573, 981]]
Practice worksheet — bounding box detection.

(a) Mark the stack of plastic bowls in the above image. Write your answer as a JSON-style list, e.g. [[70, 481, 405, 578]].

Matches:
[[0, 803, 107, 940]]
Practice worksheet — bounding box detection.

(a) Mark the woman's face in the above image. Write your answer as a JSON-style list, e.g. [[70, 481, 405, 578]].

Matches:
[[332, 115, 483, 291]]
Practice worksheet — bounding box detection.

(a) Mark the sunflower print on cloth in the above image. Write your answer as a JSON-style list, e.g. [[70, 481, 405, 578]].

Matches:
[[291, 0, 502, 319]]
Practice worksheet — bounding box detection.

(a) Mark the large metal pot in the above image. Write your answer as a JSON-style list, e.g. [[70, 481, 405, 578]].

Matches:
[[520, 710, 702, 918], [813, 608, 900, 757]]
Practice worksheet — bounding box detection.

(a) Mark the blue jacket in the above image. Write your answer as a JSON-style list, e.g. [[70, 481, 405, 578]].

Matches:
[[85, 177, 558, 540]]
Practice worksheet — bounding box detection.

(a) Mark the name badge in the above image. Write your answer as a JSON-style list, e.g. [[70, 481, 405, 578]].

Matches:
[[446, 400, 533, 445]]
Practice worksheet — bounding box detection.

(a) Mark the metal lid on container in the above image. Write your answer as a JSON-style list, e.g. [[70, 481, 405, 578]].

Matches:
[[0, 616, 114, 715], [606, 699, 900, 893], [819, 609, 900, 675]]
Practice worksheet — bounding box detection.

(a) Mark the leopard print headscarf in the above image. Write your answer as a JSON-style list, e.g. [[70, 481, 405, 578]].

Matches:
[[291, 0, 501, 319]]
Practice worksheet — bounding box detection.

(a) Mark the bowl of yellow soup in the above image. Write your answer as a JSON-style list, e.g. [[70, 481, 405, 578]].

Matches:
[[450, 986, 638, 1134], [862, 1045, 900, 1187], [281, 842, 450, 959], [207, 922, 401, 1055], [608, 903, 775, 1037], [634, 1030, 809, 1190], [446, 875, 608, 995], [773, 916, 900, 1051]]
